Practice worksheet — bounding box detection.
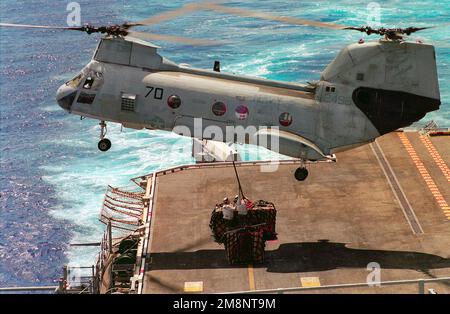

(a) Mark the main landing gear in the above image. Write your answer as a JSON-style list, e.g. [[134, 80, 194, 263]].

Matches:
[[294, 167, 309, 181], [294, 160, 309, 181], [98, 121, 112, 152]]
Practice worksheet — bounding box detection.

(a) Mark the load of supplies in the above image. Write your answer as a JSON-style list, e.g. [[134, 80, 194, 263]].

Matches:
[[209, 196, 277, 264]]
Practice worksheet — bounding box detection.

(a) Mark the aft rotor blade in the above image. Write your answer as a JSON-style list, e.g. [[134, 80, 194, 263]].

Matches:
[[127, 30, 225, 46], [0, 22, 81, 30], [132, 3, 204, 27], [201, 3, 347, 30]]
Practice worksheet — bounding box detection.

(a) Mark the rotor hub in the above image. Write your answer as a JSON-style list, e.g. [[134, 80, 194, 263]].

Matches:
[[344, 26, 430, 41], [79, 24, 129, 37]]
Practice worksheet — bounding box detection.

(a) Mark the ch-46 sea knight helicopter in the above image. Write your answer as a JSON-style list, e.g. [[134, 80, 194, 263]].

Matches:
[[1, 2, 442, 181]]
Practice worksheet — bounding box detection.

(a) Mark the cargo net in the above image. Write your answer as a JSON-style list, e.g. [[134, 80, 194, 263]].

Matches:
[[209, 200, 277, 265], [100, 185, 145, 233]]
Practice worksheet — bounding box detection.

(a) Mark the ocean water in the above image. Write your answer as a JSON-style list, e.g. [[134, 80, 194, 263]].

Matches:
[[0, 0, 449, 287]]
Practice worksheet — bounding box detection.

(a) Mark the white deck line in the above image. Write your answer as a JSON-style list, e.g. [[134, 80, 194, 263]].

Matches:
[[370, 140, 424, 235]]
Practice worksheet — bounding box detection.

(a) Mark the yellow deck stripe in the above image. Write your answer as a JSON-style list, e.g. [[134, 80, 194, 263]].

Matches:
[[248, 264, 256, 291]]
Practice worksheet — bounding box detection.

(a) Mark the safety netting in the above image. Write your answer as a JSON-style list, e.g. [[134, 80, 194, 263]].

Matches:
[[100, 185, 145, 233]]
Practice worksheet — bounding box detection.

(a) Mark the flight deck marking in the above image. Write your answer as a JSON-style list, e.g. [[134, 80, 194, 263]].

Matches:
[[419, 135, 450, 183], [371, 140, 424, 234], [184, 281, 203, 293], [247, 264, 256, 291], [398, 133, 450, 221], [300, 277, 321, 288]]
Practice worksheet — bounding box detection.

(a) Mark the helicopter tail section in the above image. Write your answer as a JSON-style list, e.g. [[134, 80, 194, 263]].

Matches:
[[321, 40, 441, 134]]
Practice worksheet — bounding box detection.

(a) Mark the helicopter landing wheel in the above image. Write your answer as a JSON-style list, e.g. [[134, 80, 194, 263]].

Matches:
[[294, 167, 308, 181], [98, 138, 112, 152]]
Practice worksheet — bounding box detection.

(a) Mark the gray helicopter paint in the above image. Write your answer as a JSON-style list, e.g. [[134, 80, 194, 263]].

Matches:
[[321, 41, 440, 100], [57, 36, 440, 160]]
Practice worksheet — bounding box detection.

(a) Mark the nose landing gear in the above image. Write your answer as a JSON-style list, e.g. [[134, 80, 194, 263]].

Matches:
[[98, 121, 111, 152], [98, 138, 112, 152]]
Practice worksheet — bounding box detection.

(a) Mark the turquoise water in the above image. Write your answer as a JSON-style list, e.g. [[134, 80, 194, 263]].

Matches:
[[0, 0, 449, 286]]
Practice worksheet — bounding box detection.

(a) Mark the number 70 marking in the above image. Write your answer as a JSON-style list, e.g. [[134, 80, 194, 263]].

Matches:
[[145, 86, 164, 100]]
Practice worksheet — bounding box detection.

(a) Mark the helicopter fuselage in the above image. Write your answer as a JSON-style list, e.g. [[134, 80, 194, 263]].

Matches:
[[56, 36, 440, 159]]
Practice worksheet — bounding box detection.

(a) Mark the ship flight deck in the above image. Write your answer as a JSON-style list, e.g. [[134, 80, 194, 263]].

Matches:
[[133, 131, 450, 294]]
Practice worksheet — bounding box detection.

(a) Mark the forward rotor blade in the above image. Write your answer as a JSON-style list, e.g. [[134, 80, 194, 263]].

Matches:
[[127, 30, 225, 46], [131, 0, 228, 27], [0, 22, 81, 30], [201, 3, 347, 30]]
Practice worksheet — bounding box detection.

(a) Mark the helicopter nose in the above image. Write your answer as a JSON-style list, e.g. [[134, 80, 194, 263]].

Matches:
[[56, 84, 77, 111]]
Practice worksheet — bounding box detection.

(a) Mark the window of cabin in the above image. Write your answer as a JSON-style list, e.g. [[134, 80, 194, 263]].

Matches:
[[77, 92, 96, 105]]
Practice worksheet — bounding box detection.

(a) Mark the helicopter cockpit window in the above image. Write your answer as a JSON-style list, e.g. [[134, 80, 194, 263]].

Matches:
[[82, 72, 103, 91], [66, 73, 83, 88], [83, 76, 95, 89]]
